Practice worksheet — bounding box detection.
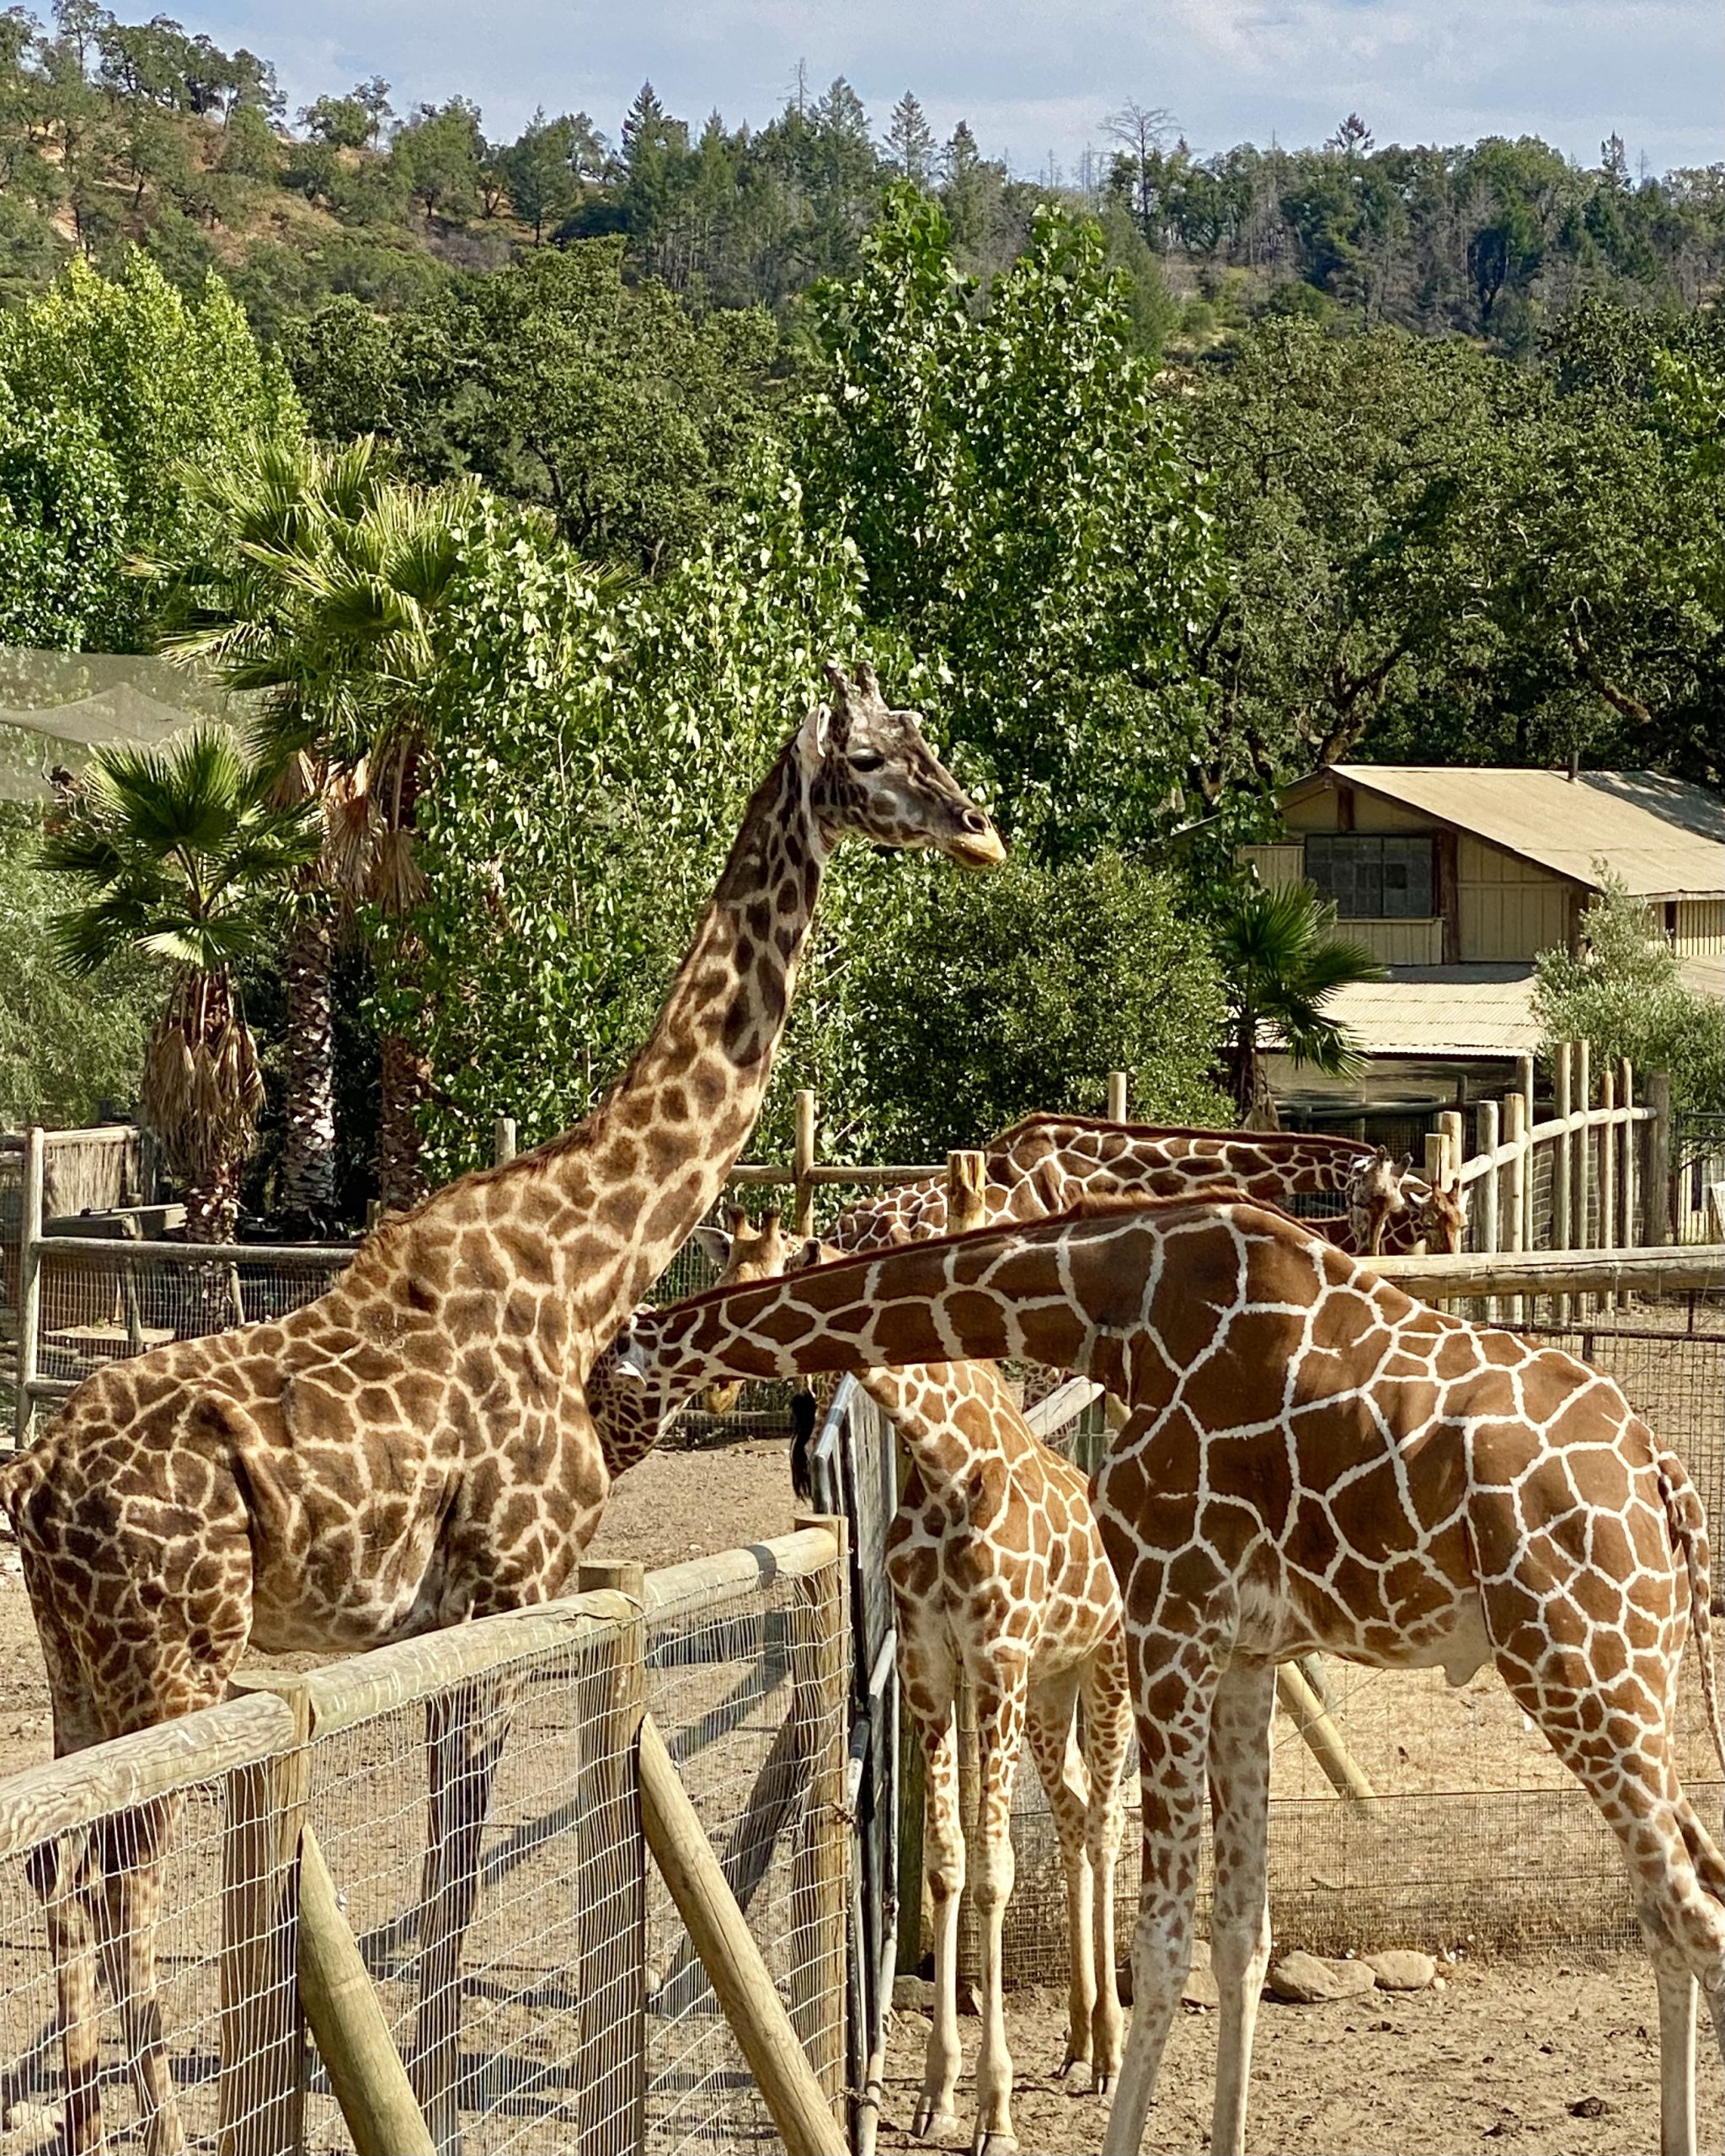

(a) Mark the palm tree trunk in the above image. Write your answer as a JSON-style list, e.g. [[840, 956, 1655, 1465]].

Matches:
[[184, 1152, 241, 1243], [281, 905, 338, 1229], [377, 1028, 430, 1214]]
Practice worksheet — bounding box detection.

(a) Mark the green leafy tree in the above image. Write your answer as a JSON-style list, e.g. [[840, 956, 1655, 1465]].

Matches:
[[1534, 878, 1724, 1113], [39, 728, 319, 1238], [391, 97, 484, 224], [0, 252, 300, 648], [0, 802, 153, 1127], [283, 243, 779, 575], [844, 851, 1231, 1156], [1213, 881, 1384, 1123], [799, 187, 1216, 859], [501, 108, 598, 242]]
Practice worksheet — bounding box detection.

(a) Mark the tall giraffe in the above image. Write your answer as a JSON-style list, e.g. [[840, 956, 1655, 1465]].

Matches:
[[648, 1214, 1131, 2153], [0, 662, 1001, 2156], [824, 1116, 1455, 1257], [591, 1195, 1725, 2156]]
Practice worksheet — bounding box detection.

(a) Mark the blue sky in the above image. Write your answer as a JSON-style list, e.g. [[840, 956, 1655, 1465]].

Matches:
[[189, 0, 1718, 179]]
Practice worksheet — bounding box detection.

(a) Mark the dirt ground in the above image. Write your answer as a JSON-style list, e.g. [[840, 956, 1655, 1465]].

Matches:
[[876, 1960, 1725, 2155]]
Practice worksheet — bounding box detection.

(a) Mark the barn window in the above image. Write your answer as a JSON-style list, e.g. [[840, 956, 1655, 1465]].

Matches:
[[1305, 834, 1435, 919]]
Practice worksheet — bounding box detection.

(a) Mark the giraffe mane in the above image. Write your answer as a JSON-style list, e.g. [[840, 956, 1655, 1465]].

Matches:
[[984, 1111, 1386, 1157]]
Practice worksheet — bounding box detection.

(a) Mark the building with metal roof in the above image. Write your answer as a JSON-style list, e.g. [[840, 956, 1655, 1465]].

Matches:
[[1245, 764, 1724, 1145]]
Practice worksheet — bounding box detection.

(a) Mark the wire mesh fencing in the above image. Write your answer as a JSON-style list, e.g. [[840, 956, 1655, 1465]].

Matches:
[[0, 1531, 851, 2156]]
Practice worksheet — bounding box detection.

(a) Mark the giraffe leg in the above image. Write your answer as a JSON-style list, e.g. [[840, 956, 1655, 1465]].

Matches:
[[91, 1801, 186, 2156], [905, 1657, 964, 2144], [969, 1668, 1027, 2156], [1479, 1602, 1725, 2156], [32, 1832, 103, 2156], [1205, 1661, 1276, 2156], [1082, 1632, 1134, 2100], [413, 1676, 514, 2156], [1024, 1668, 1096, 2093], [1100, 1629, 1223, 2156]]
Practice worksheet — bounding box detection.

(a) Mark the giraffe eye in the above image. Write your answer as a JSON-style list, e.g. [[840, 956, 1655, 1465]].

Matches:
[[850, 750, 885, 772]]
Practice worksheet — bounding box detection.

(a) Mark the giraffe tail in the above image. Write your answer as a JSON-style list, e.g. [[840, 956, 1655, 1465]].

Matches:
[[1658, 1448, 1725, 1785]]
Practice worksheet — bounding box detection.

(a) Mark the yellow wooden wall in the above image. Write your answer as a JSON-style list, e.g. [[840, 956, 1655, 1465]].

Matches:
[[1674, 899, 1725, 956], [1455, 835, 1572, 960]]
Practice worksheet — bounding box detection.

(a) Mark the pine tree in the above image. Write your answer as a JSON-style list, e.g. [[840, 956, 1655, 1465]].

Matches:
[[885, 91, 936, 187]]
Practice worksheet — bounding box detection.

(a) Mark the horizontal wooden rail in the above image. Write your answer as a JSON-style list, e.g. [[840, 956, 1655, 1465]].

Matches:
[[642, 1527, 841, 1622], [729, 1161, 942, 1191], [1375, 1245, 1724, 1298], [31, 1235, 355, 1267], [0, 1693, 295, 1861], [1023, 1375, 1103, 1441], [1455, 1101, 1654, 1185]]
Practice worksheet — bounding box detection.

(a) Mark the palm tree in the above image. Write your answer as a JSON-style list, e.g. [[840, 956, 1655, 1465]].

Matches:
[[155, 437, 480, 1217], [1214, 881, 1386, 1126], [40, 729, 320, 1241]]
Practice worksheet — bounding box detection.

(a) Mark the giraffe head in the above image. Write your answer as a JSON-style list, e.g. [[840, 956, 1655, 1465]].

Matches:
[[1345, 1145, 1413, 1255], [805, 661, 1004, 867], [1413, 1174, 1467, 1255], [689, 1207, 788, 1414]]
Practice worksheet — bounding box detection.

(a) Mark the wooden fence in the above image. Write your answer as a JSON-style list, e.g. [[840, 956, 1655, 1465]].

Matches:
[[0, 1528, 852, 2156]]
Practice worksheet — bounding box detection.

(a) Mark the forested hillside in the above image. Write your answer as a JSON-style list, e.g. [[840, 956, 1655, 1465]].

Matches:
[[0, 4, 1719, 348]]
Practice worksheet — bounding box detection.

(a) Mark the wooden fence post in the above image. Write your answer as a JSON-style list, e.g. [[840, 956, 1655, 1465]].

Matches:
[[1423, 1130, 1447, 1204], [1620, 1060, 1637, 1251], [1504, 1091, 1527, 1326], [13, 1125, 42, 1446], [1475, 1100, 1499, 1319], [1107, 1070, 1129, 1123], [220, 1684, 310, 2156], [794, 1091, 818, 1241], [1599, 1065, 1617, 1313], [574, 1564, 647, 2156], [492, 1116, 517, 1167], [946, 1150, 987, 1234], [1645, 1070, 1674, 1245], [1554, 1043, 1573, 1325], [788, 1513, 850, 2120]]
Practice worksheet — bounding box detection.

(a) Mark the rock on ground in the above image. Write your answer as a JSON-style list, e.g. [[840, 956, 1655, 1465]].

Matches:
[[1368, 1949, 1439, 1993], [1268, 1951, 1377, 2004]]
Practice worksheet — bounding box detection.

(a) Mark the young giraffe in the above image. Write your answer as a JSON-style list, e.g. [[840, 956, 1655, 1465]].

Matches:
[[0, 662, 1001, 2156], [825, 1116, 1445, 1258], [662, 1214, 1132, 2154], [590, 1195, 1725, 2156]]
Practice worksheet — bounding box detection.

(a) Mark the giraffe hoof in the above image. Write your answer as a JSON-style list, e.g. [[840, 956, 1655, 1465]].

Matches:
[[1055, 2053, 1092, 2091], [913, 2100, 960, 2143], [972, 2132, 1017, 2156]]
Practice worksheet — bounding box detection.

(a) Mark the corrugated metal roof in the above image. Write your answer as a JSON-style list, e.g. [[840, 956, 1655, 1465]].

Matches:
[[1322, 966, 1543, 1056], [1307, 766, 1725, 899]]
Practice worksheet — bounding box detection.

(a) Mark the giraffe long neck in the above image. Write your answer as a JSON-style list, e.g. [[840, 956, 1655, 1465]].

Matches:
[[604, 1221, 1151, 1405], [852, 1362, 994, 1502], [524, 737, 825, 1333]]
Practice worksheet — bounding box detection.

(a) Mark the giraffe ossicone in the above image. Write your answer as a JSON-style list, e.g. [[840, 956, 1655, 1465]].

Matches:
[[590, 1192, 1725, 2156], [0, 662, 1001, 2156]]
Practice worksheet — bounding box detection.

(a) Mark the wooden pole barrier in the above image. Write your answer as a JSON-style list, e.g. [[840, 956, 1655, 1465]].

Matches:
[[1274, 1661, 1376, 1804], [1107, 1070, 1129, 1123], [13, 1125, 43, 1446], [789, 1513, 850, 2112], [1646, 1070, 1674, 1245], [793, 1091, 818, 1241], [298, 1823, 436, 2156], [1423, 1130, 1446, 1208], [492, 1115, 516, 1167], [639, 1712, 846, 2156], [574, 1565, 647, 2156]]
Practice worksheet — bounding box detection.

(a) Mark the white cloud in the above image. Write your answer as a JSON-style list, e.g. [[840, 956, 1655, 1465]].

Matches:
[[198, 0, 1721, 174]]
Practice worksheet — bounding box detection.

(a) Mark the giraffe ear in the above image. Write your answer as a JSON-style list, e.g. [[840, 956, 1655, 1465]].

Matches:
[[823, 659, 851, 698], [797, 701, 832, 776], [692, 1226, 734, 1272]]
